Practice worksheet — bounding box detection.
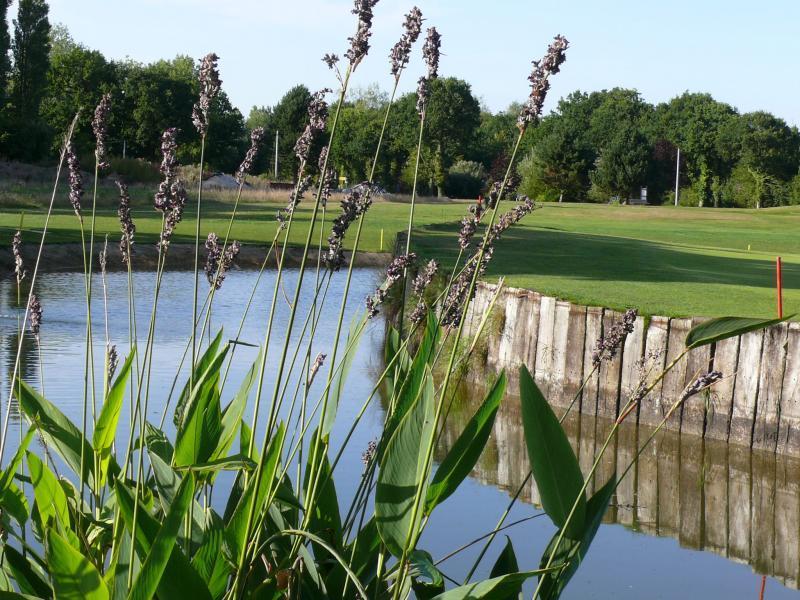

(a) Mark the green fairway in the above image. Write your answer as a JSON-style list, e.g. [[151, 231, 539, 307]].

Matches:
[[1, 192, 797, 319]]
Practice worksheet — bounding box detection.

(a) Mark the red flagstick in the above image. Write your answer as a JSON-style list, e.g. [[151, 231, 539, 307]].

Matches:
[[777, 256, 783, 319]]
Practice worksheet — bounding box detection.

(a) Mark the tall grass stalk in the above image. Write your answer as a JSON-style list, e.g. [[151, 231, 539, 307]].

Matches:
[[0, 115, 78, 461]]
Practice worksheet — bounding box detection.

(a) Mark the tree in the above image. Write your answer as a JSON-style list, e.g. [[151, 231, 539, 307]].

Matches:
[[654, 93, 737, 206], [718, 111, 800, 182], [0, 0, 11, 107], [590, 125, 651, 200], [519, 119, 593, 202], [41, 40, 115, 156], [114, 56, 196, 161], [271, 84, 311, 179], [201, 91, 247, 173], [424, 77, 481, 196], [8, 0, 51, 160]]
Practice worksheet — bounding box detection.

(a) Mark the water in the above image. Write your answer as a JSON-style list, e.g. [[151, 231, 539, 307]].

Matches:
[[0, 268, 796, 598]]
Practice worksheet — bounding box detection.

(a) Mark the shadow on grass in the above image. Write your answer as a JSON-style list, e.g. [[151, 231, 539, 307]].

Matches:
[[411, 224, 798, 291]]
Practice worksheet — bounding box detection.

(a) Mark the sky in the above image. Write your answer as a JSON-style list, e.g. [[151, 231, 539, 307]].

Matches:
[[9, 0, 800, 125]]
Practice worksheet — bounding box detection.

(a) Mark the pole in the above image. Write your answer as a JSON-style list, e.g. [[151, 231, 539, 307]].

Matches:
[[274, 130, 279, 179], [777, 256, 784, 319], [123, 139, 127, 159], [674, 147, 680, 207]]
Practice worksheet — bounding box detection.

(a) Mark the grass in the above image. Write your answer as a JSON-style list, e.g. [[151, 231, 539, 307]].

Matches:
[[2, 184, 797, 318]]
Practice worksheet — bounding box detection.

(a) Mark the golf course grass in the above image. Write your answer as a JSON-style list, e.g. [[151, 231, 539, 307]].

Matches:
[[1, 192, 797, 319]]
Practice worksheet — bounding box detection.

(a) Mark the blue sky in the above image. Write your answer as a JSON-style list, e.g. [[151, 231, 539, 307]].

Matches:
[[10, 0, 800, 125]]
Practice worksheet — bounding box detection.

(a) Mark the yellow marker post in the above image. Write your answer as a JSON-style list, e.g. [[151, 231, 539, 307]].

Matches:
[[380, 229, 384, 251]]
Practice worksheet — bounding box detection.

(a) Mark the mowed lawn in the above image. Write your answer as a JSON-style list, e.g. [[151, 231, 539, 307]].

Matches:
[[1, 191, 799, 319]]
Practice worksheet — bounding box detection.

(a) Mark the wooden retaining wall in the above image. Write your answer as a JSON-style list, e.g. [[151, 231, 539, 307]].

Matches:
[[468, 282, 800, 457]]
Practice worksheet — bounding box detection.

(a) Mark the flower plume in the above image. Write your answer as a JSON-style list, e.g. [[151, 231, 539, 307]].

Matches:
[[389, 6, 423, 78], [92, 93, 112, 170], [517, 35, 569, 130], [193, 53, 222, 136]]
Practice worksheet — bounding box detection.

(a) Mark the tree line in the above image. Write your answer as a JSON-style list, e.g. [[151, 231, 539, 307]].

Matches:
[[2, 1, 799, 207]]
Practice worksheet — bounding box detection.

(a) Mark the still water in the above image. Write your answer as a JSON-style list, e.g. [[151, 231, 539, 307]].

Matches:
[[0, 268, 797, 599]]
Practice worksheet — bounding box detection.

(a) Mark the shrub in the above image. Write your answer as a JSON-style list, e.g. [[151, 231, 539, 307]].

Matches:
[[444, 159, 486, 198], [108, 156, 161, 184]]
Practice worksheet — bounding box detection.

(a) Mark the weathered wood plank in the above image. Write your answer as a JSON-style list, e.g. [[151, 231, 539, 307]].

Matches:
[[534, 295, 557, 397], [730, 330, 765, 447], [778, 322, 800, 457], [750, 450, 775, 576], [753, 323, 788, 452], [661, 318, 692, 431], [597, 310, 623, 418], [549, 301, 572, 407], [581, 307, 603, 416], [561, 303, 587, 410], [774, 456, 800, 586], [615, 423, 637, 526], [681, 317, 713, 437], [619, 314, 646, 420], [639, 316, 670, 427], [637, 423, 660, 535], [707, 336, 739, 442]]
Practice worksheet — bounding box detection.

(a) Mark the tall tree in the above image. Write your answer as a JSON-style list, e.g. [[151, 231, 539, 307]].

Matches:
[[590, 125, 651, 200], [654, 93, 737, 206], [424, 77, 481, 196], [9, 0, 51, 160], [271, 84, 311, 179], [0, 0, 10, 106]]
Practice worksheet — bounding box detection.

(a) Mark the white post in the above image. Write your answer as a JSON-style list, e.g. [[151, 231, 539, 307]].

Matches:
[[674, 147, 680, 207], [122, 139, 127, 159], [274, 130, 279, 179]]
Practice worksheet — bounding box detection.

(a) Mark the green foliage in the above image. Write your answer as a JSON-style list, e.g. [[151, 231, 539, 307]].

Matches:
[[519, 365, 586, 539], [5, 0, 51, 160], [685, 315, 793, 349], [376, 367, 435, 558], [426, 371, 506, 513], [444, 159, 486, 199]]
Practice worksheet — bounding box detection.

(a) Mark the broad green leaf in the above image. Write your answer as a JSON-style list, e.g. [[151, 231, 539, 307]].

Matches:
[[0, 481, 29, 525], [174, 329, 224, 429], [519, 365, 586, 540], [538, 474, 617, 599], [143, 421, 174, 464], [376, 367, 435, 558], [27, 452, 70, 533], [322, 313, 367, 440], [47, 529, 109, 599], [115, 479, 212, 600], [173, 347, 227, 467], [426, 371, 506, 513], [16, 378, 96, 485], [226, 423, 286, 561], [410, 549, 445, 599], [239, 419, 252, 459], [303, 446, 342, 568], [2, 546, 51, 598], [149, 451, 205, 544], [175, 454, 256, 474], [0, 427, 35, 492], [211, 349, 261, 461], [191, 512, 229, 599], [489, 537, 520, 600], [129, 473, 195, 600], [387, 312, 439, 438], [93, 351, 135, 486], [685, 315, 793, 349], [432, 572, 543, 600]]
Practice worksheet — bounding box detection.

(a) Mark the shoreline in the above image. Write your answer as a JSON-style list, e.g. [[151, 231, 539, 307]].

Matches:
[[1, 242, 393, 273]]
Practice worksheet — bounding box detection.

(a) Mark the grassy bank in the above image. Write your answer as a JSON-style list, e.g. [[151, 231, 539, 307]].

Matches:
[[1, 186, 797, 318]]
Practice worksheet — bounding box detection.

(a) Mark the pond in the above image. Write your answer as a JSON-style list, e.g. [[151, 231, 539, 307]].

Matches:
[[1, 267, 797, 598]]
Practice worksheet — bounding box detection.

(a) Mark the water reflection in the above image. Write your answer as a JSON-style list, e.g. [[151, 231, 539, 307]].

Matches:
[[440, 378, 800, 589]]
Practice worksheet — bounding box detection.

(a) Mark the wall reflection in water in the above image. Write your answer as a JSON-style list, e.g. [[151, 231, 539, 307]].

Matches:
[[439, 378, 800, 589]]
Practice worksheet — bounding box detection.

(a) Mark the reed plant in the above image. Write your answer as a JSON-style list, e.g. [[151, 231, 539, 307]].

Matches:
[[0, 2, 789, 599]]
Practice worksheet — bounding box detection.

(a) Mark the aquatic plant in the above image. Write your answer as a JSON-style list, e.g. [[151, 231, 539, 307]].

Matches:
[[0, 4, 781, 600]]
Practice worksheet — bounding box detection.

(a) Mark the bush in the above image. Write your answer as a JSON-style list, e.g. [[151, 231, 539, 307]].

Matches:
[[444, 160, 486, 199], [108, 157, 161, 184]]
